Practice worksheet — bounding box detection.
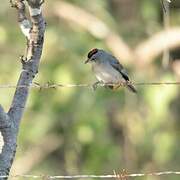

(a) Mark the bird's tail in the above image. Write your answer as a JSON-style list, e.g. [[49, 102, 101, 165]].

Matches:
[[126, 82, 137, 93]]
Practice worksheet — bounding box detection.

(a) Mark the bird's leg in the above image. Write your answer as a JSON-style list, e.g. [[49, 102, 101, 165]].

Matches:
[[92, 81, 101, 91]]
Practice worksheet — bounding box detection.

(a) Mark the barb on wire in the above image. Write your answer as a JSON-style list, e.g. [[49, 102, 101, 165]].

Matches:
[[0, 171, 180, 179], [0, 81, 179, 90]]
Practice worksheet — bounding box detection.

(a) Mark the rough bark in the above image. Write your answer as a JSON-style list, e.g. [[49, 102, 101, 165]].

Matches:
[[0, 0, 45, 179]]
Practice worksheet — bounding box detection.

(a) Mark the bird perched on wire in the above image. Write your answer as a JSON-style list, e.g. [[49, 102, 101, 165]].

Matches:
[[85, 48, 137, 93]]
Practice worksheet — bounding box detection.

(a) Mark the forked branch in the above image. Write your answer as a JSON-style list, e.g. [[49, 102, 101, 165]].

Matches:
[[0, 0, 45, 179]]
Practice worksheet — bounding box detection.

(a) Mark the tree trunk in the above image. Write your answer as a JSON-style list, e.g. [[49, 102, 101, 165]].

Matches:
[[0, 0, 46, 179]]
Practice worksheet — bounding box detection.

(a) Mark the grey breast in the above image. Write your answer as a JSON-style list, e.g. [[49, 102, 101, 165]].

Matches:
[[92, 61, 122, 83]]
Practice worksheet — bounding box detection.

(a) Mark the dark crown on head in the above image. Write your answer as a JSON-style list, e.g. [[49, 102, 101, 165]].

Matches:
[[87, 48, 98, 58]]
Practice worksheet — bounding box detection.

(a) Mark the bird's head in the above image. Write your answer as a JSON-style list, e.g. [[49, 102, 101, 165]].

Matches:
[[85, 48, 100, 64]]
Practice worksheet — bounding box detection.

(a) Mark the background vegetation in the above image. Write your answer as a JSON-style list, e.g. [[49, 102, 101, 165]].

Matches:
[[0, 0, 180, 179]]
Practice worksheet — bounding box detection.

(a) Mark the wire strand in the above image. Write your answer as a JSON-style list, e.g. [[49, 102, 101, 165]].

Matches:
[[0, 171, 180, 179], [0, 82, 179, 89]]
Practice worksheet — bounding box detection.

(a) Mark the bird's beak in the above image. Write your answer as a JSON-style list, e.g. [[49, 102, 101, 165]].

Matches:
[[84, 58, 90, 64]]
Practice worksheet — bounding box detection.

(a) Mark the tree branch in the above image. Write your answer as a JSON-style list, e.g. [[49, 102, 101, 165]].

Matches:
[[11, 134, 62, 174], [134, 27, 180, 67], [52, 1, 180, 71], [0, 106, 10, 129], [0, 0, 45, 179]]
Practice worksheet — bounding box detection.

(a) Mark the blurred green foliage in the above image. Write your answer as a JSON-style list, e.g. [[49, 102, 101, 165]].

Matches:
[[0, 0, 180, 179]]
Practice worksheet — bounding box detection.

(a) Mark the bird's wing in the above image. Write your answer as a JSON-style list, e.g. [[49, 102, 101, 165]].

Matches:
[[109, 57, 129, 81]]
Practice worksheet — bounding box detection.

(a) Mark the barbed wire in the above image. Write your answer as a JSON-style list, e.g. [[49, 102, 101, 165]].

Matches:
[[0, 171, 180, 179], [0, 82, 179, 90]]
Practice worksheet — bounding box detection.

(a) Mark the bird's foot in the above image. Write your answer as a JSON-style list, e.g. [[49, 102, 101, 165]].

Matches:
[[113, 82, 125, 89], [107, 82, 124, 90], [91, 81, 100, 91], [91, 81, 106, 91], [113, 84, 120, 90]]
